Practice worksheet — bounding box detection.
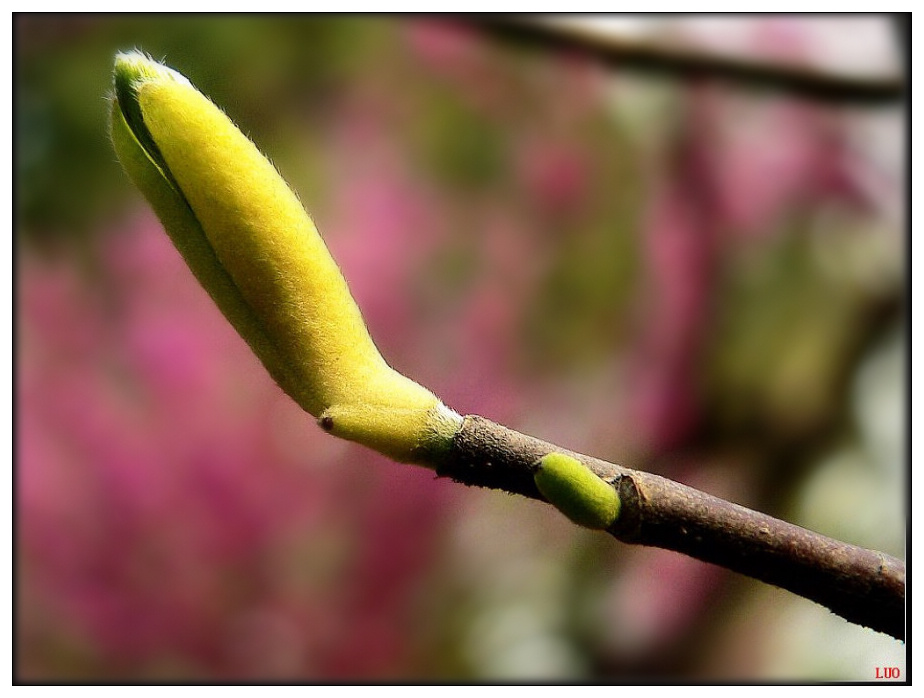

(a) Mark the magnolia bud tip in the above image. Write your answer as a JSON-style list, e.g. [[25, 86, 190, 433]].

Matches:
[[114, 51, 190, 94]]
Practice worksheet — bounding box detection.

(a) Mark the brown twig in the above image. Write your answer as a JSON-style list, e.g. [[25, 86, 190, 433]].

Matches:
[[432, 415, 905, 641], [468, 17, 905, 106]]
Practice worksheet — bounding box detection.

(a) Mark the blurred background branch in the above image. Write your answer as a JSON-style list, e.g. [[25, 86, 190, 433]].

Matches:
[[473, 16, 906, 105]]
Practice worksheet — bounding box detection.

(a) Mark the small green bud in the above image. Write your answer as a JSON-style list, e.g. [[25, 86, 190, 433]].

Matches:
[[534, 453, 620, 530]]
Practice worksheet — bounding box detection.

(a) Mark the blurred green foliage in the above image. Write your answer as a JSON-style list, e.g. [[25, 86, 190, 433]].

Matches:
[[16, 17, 397, 239]]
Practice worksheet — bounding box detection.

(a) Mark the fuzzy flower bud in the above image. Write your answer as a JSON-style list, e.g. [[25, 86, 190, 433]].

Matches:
[[110, 51, 460, 462]]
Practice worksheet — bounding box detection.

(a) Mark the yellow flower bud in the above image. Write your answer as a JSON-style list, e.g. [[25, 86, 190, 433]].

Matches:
[[111, 51, 460, 462]]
